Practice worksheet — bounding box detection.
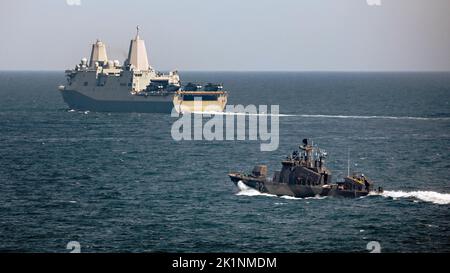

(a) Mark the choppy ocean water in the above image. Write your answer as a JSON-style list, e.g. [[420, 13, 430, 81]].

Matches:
[[0, 71, 449, 252]]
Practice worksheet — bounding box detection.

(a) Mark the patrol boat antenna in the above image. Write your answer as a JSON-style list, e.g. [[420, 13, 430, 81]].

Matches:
[[347, 149, 350, 177]]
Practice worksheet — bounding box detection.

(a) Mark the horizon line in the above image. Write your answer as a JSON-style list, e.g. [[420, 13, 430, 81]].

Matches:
[[1, 69, 449, 73]]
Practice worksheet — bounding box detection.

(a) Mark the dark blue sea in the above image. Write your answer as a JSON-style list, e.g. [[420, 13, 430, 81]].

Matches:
[[0, 71, 449, 252]]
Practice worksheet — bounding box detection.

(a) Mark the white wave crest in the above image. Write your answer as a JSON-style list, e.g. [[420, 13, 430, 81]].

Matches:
[[381, 190, 450, 205], [235, 181, 276, 197]]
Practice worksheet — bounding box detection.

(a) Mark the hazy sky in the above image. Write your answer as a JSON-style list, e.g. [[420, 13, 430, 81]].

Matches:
[[1, 0, 449, 71]]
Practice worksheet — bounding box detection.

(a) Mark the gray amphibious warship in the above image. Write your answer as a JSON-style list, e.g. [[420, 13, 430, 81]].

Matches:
[[229, 139, 383, 198], [58, 26, 227, 113]]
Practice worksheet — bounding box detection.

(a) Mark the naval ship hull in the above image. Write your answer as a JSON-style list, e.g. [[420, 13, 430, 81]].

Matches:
[[61, 89, 174, 113], [229, 173, 370, 198]]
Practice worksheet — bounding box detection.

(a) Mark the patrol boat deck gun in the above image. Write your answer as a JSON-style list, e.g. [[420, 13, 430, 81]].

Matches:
[[58, 26, 227, 113], [229, 139, 383, 198]]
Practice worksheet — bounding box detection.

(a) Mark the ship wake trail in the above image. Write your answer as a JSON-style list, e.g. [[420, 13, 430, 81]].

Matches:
[[377, 190, 450, 205], [191, 112, 450, 121], [190, 111, 295, 117], [297, 114, 450, 121]]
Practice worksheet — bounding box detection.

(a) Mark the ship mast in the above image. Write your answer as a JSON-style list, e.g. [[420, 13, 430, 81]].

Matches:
[[126, 25, 150, 71]]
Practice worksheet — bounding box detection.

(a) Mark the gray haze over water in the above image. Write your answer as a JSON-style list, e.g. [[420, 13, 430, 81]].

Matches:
[[1, 0, 449, 71]]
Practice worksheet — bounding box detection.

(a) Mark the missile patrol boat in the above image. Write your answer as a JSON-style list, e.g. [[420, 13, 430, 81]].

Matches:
[[58, 26, 227, 113], [229, 139, 383, 198]]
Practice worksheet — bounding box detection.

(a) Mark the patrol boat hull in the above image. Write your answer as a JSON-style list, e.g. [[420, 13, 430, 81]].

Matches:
[[229, 173, 370, 198]]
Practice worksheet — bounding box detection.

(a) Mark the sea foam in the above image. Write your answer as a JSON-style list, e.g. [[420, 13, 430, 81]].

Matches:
[[381, 190, 450, 205]]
